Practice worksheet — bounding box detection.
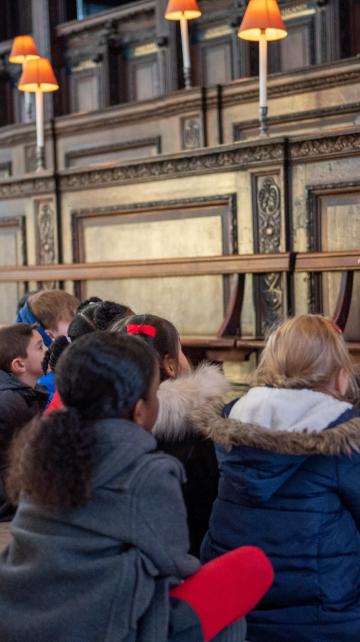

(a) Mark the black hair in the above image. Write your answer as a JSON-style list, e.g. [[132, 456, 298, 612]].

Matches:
[[8, 332, 157, 509], [42, 299, 134, 374], [42, 336, 70, 375], [76, 296, 103, 313], [112, 313, 180, 382]]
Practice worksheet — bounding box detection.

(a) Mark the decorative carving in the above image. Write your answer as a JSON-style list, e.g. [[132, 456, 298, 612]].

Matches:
[[181, 116, 202, 150], [36, 202, 56, 265], [261, 272, 283, 329], [60, 143, 284, 191], [0, 177, 55, 200], [290, 133, 360, 162], [35, 201, 57, 289], [253, 174, 283, 335]]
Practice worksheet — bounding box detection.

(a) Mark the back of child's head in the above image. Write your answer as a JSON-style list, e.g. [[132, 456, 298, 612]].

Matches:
[[28, 289, 79, 331], [0, 324, 35, 373], [69, 299, 133, 340], [42, 299, 133, 374], [56, 331, 155, 420], [112, 313, 180, 381], [254, 314, 358, 400], [8, 332, 158, 509]]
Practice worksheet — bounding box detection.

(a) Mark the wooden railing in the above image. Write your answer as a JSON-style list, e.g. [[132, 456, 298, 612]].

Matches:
[[2, 249, 359, 362]]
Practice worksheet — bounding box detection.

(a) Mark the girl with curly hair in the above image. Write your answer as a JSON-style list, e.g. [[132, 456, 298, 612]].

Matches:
[[0, 331, 273, 642], [42, 297, 133, 413]]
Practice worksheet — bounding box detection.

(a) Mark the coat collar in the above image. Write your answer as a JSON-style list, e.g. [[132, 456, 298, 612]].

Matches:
[[191, 404, 360, 457], [152, 363, 230, 441]]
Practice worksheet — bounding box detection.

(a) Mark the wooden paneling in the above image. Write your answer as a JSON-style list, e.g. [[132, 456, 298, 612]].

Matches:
[[70, 195, 237, 333], [70, 70, 101, 113], [128, 55, 160, 101], [279, 16, 315, 71], [201, 39, 233, 87], [306, 183, 360, 339], [0, 217, 26, 325]]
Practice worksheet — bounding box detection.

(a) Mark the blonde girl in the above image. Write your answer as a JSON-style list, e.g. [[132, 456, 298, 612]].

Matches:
[[197, 315, 360, 642]]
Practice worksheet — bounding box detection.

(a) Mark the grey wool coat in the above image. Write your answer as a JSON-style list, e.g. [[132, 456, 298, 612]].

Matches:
[[0, 418, 200, 642]]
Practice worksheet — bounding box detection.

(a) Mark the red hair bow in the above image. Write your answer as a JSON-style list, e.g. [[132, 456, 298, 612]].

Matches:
[[127, 324, 156, 338]]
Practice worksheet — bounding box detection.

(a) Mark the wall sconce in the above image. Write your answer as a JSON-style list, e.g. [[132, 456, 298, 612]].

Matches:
[[165, 0, 201, 89], [18, 58, 59, 172], [238, 0, 287, 137], [9, 35, 40, 122]]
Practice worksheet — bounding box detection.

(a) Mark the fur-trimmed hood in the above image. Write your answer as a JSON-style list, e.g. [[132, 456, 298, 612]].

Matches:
[[192, 404, 360, 457], [192, 404, 360, 502], [152, 363, 230, 441]]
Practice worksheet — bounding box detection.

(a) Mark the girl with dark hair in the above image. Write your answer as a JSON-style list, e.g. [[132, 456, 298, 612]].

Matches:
[[0, 332, 273, 642], [42, 298, 133, 413], [112, 314, 229, 556]]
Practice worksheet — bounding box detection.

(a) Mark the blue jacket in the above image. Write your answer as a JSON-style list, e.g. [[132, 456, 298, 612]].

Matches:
[[196, 399, 360, 642]]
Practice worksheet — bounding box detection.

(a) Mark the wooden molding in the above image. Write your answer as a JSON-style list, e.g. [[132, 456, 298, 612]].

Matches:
[[0, 252, 292, 283]]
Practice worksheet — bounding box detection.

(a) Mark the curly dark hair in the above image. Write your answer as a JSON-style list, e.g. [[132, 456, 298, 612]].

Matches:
[[42, 335, 70, 375], [8, 332, 157, 509], [76, 296, 103, 313], [42, 299, 134, 374]]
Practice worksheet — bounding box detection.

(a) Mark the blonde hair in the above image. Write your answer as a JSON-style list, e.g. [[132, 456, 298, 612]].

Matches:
[[29, 290, 79, 331], [254, 314, 358, 402]]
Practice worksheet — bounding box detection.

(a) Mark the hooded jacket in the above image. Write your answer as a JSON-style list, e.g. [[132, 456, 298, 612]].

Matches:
[[0, 370, 48, 520], [153, 364, 230, 556], [0, 418, 200, 642], [195, 388, 360, 642]]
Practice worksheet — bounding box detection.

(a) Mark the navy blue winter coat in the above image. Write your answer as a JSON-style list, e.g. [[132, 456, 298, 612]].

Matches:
[[196, 403, 360, 642]]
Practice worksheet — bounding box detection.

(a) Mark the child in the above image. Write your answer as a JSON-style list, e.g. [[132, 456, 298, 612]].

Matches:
[[43, 298, 134, 414], [0, 324, 47, 520], [16, 289, 79, 400], [112, 313, 230, 556], [196, 315, 360, 642], [16, 289, 79, 345], [0, 332, 273, 642]]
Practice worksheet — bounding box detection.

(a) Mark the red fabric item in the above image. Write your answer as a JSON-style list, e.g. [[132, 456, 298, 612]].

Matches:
[[126, 324, 156, 338], [44, 390, 64, 415], [170, 546, 274, 642]]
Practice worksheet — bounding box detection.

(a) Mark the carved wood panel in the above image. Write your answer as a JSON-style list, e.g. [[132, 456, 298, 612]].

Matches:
[[252, 173, 284, 336], [35, 200, 58, 289]]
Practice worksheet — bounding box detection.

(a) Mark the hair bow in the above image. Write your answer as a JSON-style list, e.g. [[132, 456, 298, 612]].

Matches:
[[127, 324, 156, 338]]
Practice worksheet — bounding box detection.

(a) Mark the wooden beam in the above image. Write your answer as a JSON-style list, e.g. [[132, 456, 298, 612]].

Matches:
[[0, 253, 291, 282], [296, 250, 360, 272]]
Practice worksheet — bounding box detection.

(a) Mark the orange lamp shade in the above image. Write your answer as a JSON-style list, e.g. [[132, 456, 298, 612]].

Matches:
[[9, 35, 40, 64], [238, 0, 287, 41], [18, 58, 59, 93], [165, 0, 201, 20]]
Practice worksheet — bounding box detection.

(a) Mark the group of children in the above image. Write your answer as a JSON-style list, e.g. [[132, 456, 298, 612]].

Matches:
[[0, 288, 359, 641]]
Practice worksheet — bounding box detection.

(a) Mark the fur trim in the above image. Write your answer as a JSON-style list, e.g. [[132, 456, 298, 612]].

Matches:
[[152, 363, 230, 441], [191, 404, 360, 457]]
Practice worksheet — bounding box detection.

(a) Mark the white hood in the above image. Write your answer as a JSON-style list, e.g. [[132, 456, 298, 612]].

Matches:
[[153, 363, 230, 440], [229, 387, 352, 433]]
